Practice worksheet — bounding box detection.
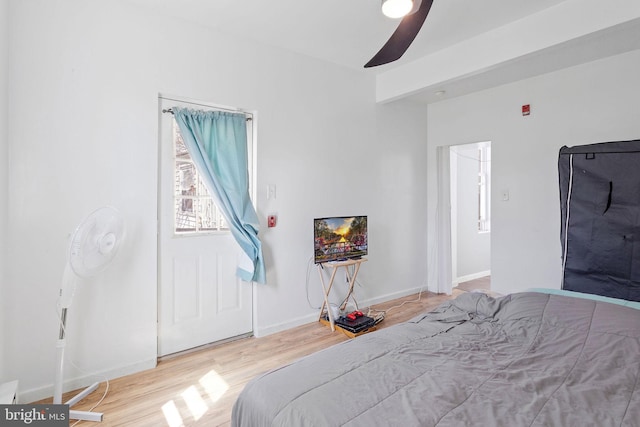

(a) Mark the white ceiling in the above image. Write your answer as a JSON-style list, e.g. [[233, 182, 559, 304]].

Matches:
[[123, 0, 569, 71], [122, 0, 640, 104]]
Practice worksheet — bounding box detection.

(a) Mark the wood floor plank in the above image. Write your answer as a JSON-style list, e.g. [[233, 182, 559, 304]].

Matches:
[[38, 290, 461, 426]]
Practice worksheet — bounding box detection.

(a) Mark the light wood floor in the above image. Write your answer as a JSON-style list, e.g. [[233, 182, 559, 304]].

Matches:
[[454, 275, 491, 293], [45, 290, 463, 426]]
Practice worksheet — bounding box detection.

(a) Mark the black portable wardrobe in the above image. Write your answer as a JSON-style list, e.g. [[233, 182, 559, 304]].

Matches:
[[558, 139, 640, 302]]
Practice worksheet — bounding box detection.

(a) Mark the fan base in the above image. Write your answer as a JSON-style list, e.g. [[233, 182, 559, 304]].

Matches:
[[71, 409, 103, 422], [66, 381, 103, 422]]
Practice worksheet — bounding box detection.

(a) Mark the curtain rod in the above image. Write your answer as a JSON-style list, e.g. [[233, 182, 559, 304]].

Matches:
[[162, 107, 252, 121]]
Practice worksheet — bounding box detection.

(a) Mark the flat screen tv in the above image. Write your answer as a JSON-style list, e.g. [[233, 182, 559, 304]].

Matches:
[[314, 216, 368, 264]]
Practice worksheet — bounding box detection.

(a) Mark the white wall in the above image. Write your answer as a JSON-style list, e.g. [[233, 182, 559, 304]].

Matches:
[[427, 49, 640, 296], [451, 143, 490, 279], [0, 0, 8, 383], [5, 0, 429, 401]]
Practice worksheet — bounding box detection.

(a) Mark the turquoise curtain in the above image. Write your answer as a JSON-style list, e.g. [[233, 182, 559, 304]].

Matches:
[[173, 107, 266, 284]]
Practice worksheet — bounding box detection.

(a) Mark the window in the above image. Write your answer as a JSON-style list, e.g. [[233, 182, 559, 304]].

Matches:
[[173, 121, 228, 233], [168, 100, 255, 236], [478, 144, 491, 233]]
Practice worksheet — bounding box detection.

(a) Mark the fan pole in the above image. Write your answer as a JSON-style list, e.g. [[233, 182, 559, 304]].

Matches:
[[54, 306, 104, 422], [55, 264, 104, 422], [53, 308, 67, 405]]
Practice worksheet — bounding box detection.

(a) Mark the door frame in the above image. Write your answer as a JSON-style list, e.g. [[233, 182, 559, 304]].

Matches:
[[434, 142, 492, 294], [156, 93, 258, 356]]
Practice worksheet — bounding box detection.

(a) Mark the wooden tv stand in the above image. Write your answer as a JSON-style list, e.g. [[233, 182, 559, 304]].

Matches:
[[317, 258, 368, 332]]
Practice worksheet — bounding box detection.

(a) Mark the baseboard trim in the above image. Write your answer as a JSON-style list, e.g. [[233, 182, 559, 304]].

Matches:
[[21, 358, 157, 404]]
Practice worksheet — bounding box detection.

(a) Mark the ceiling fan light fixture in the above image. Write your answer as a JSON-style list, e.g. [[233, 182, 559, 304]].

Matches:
[[382, 0, 413, 19]]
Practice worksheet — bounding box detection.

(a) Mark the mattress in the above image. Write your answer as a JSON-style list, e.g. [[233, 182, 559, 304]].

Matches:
[[231, 291, 640, 426]]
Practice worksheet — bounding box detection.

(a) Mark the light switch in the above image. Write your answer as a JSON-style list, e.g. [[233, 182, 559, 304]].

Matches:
[[267, 184, 276, 200]]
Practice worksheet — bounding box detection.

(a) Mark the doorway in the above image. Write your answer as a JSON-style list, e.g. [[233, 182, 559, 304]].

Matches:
[[449, 142, 491, 293], [157, 96, 254, 357]]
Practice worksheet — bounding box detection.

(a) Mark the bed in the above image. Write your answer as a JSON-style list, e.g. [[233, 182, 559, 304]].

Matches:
[[231, 290, 640, 426]]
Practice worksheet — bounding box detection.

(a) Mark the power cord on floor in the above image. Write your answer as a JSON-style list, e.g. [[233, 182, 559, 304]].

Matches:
[[362, 287, 425, 325]]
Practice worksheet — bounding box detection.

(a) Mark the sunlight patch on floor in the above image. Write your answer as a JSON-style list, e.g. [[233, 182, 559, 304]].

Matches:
[[161, 400, 184, 427], [162, 369, 230, 426], [182, 385, 208, 421], [199, 370, 230, 402]]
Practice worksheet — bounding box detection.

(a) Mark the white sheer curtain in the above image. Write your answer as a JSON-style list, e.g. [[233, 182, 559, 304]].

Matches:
[[435, 146, 453, 294]]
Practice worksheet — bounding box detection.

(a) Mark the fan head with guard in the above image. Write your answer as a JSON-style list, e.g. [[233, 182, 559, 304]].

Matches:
[[69, 206, 125, 278], [58, 206, 125, 310]]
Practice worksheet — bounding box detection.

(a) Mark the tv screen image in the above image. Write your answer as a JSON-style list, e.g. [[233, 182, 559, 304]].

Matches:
[[314, 216, 367, 264]]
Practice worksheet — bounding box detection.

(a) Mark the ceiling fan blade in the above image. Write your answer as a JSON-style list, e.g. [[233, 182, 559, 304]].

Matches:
[[365, 0, 434, 68]]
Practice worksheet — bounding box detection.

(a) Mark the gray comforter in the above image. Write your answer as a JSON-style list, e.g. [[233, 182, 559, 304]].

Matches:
[[231, 292, 640, 426]]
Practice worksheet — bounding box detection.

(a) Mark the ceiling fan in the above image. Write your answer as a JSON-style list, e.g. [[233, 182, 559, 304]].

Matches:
[[365, 0, 434, 68]]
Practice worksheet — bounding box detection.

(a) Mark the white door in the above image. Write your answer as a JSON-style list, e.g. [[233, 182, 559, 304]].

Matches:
[[157, 97, 253, 357]]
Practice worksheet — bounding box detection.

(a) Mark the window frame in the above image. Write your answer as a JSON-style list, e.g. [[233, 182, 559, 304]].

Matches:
[[169, 101, 256, 237]]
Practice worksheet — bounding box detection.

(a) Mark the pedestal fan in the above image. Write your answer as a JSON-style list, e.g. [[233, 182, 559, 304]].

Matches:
[[54, 206, 125, 422]]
